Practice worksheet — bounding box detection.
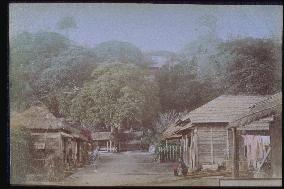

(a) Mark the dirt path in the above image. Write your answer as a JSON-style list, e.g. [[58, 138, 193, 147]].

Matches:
[[25, 151, 219, 186], [59, 151, 180, 186]]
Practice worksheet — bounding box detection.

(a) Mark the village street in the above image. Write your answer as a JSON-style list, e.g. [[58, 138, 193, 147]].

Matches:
[[46, 151, 219, 186]]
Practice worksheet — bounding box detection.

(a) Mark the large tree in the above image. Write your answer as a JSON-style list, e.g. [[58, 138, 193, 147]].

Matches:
[[70, 63, 160, 150], [10, 32, 99, 115], [10, 32, 71, 112], [156, 56, 219, 112], [218, 38, 282, 95], [31, 46, 98, 117]]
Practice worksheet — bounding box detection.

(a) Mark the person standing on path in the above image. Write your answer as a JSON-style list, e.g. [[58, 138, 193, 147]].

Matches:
[[91, 147, 99, 171]]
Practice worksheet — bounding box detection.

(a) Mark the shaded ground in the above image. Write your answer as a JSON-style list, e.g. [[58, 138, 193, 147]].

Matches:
[[25, 151, 219, 186]]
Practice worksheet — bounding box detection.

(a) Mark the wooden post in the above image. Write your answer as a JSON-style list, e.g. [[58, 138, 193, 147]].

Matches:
[[174, 145, 176, 161], [58, 133, 64, 161], [107, 141, 109, 152], [232, 127, 239, 178], [162, 146, 164, 162], [110, 140, 112, 152], [270, 119, 282, 178], [179, 145, 182, 159], [159, 147, 161, 162], [185, 136, 188, 165], [169, 145, 172, 161], [173, 146, 175, 161], [166, 146, 169, 161], [211, 127, 214, 164], [169, 145, 170, 161], [171, 145, 173, 161], [177, 145, 179, 160], [181, 135, 186, 159], [172, 146, 175, 161], [226, 129, 230, 160], [164, 147, 165, 162]]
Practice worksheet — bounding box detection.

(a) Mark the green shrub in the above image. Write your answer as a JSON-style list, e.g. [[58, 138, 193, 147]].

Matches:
[[10, 127, 32, 184]]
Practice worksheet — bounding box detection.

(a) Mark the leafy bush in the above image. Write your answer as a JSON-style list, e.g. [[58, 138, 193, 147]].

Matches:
[[10, 127, 32, 184]]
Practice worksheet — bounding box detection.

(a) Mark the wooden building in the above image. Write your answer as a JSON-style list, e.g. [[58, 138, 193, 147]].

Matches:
[[10, 105, 90, 173], [92, 130, 145, 152], [164, 95, 267, 172], [92, 132, 113, 151], [227, 92, 282, 179], [162, 122, 183, 141], [119, 131, 144, 151], [62, 120, 90, 167]]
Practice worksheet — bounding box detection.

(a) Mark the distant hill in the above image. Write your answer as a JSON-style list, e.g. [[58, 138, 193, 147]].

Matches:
[[11, 31, 71, 56]]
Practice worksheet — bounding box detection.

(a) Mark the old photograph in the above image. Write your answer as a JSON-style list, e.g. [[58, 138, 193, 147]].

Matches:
[[9, 3, 282, 186]]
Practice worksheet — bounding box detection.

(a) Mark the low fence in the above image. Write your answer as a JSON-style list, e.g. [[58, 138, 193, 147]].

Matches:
[[157, 144, 183, 162]]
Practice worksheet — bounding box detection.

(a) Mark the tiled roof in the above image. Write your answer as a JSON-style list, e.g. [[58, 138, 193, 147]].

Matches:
[[229, 92, 282, 128], [181, 95, 267, 123]]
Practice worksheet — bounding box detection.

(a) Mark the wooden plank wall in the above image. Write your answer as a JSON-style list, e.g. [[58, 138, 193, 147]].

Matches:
[[225, 128, 246, 171], [196, 123, 228, 166], [270, 119, 282, 178], [32, 133, 60, 150]]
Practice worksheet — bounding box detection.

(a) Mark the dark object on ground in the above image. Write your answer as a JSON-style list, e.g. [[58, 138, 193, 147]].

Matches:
[[179, 158, 188, 177], [182, 167, 188, 177], [173, 158, 188, 177], [174, 168, 178, 176]]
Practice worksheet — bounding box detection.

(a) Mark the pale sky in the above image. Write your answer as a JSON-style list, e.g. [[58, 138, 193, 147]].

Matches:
[[9, 3, 283, 52]]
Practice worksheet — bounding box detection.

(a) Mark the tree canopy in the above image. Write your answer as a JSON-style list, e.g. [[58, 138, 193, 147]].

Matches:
[[10, 31, 282, 144], [10, 32, 98, 115], [156, 55, 220, 112], [70, 63, 160, 131], [216, 38, 282, 95]]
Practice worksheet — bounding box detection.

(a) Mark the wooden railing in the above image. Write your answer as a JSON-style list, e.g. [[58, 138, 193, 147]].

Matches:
[[157, 145, 183, 162]]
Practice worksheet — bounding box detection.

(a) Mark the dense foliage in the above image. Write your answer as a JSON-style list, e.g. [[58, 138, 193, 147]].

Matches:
[[70, 63, 160, 131], [10, 31, 282, 147], [156, 55, 220, 112], [220, 38, 282, 95], [10, 127, 32, 184]]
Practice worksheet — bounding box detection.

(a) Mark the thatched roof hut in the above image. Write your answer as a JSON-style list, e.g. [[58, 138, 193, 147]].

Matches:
[[228, 92, 282, 128], [11, 105, 91, 142], [10, 105, 69, 131]]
